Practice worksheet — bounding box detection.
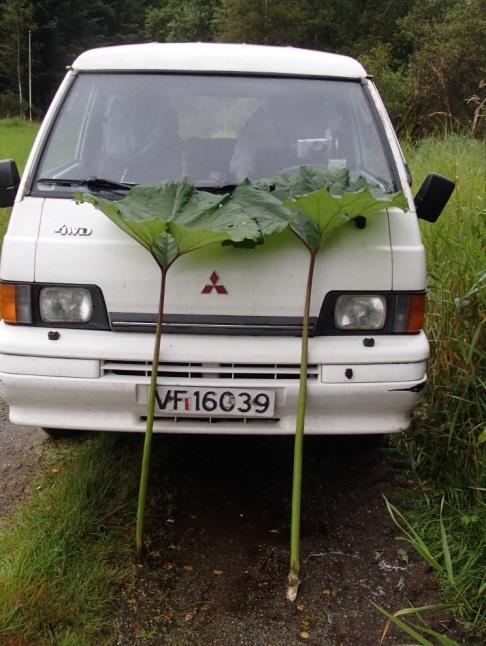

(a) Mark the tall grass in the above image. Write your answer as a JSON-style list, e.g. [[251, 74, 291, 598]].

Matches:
[[408, 136, 485, 487], [391, 136, 485, 638], [0, 117, 39, 242]]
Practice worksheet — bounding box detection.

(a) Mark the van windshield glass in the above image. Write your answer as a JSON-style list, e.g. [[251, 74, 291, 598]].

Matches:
[[35, 73, 396, 192]]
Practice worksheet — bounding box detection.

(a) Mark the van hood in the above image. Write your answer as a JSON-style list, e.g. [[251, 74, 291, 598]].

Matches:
[[34, 198, 393, 332]]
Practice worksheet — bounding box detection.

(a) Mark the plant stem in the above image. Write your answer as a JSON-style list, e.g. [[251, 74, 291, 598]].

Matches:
[[287, 250, 316, 601], [136, 268, 167, 558]]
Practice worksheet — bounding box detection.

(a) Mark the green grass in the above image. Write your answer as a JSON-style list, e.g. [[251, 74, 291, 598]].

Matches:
[[0, 435, 139, 645], [0, 117, 40, 242], [386, 136, 485, 641]]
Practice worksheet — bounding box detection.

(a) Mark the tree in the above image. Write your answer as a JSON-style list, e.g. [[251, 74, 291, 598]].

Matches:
[[359, 43, 412, 131], [0, 0, 35, 118], [145, 0, 220, 42], [215, 0, 308, 46], [401, 0, 486, 136], [29, 0, 151, 113]]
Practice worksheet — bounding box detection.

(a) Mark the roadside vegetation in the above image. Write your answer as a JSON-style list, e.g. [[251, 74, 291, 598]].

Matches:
[[0, 117, 38, 166], [385, 136, 485, 641], [0, 117, 39, 240], [0, 434, 139, 644], [2, 1, 484, 140], [0, 121, 483, 642]]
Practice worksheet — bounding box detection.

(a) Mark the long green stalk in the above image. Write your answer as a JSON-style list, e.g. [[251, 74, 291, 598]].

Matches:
[[136, 268, 167, 557], [287, 250, 316, 601]]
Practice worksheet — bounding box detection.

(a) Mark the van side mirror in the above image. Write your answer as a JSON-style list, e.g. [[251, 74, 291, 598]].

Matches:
[[414, 173, 455, 223], [0, 160, 21, 208]]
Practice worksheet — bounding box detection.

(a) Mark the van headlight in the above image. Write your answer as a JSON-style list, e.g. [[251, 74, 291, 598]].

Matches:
[[334, 294, 386, 330], [39, 287, 93, 323]]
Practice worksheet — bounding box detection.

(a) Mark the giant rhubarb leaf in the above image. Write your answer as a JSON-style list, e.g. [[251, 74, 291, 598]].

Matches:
[[76, 177, 291, 556], [255, 167, 409, 601]]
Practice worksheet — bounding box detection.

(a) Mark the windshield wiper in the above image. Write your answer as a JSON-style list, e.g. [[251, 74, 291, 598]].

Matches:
[[36, 177, 135, 192], [84, 177, 135, 191]]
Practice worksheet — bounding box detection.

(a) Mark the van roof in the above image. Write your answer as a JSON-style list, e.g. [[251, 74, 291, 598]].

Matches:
[[72, 42, 366, 79]]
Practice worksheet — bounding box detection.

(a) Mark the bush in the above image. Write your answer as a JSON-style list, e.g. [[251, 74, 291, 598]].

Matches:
[[0, 90, 25, 119], [359, 43, 412, 133]]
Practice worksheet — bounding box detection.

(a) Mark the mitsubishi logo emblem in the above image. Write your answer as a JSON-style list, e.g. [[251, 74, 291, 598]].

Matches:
[[201, 271, 228, 294]]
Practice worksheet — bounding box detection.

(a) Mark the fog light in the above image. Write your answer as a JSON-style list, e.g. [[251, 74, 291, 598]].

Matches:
[[335, 294, 386, 330], [39, 287, 93, 323]]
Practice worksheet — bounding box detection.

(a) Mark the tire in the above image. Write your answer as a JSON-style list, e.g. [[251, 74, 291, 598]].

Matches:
[[354, 434, 386, 451], [42, 428, 86, 439]]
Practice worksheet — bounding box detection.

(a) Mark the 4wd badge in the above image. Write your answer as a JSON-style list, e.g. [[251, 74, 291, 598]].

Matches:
[[201, 271, 227, 294], [54, 225, 92, 236]]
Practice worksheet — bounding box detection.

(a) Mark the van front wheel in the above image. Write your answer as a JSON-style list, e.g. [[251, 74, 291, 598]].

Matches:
[[355, 434, 387, 451]]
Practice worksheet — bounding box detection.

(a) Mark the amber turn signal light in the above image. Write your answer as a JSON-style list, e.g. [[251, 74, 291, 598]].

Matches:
[[407, 293, 426, 333], [0, 283, 32, 324], [0, 283, 16, 322], [393, 292, 426, 333]]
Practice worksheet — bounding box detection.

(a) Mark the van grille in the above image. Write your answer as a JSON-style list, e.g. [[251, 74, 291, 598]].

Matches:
[[101, 360, 319, 380], [109, 313, 318, 336]]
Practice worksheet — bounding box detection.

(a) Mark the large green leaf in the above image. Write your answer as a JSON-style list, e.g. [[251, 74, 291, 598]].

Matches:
[[76, 178, 279, 268], [253, 166, 407, 251], [78, 193, 164, 255], [288, 210, 321, 251], [337, 185, 408, 216], [284, 183, 408, 251], [284, 185, 348, 249], [115, 179, 225, 222], [222, 179, 293, 238], [257, 166, 353, 201], [278, 166, 408, 601], [169, 221, 231, 256], [152, 231, 179, 267]]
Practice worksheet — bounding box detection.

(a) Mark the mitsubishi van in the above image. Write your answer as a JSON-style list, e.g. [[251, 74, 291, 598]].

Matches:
[[0, 43, 453, 436]]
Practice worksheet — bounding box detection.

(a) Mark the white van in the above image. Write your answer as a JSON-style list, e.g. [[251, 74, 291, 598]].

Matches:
[[0, 43, 453, 436]]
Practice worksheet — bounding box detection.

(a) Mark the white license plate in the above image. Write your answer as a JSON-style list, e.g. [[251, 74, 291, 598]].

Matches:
[[140, 386, 275, 418]]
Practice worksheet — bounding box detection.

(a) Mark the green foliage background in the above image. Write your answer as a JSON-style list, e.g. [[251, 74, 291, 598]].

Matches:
[[0, 0, 484, 136], [397, 136, 485, 636]]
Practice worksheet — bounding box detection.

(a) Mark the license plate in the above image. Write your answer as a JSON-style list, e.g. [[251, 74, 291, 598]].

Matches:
[[140, 386, 275, 418]]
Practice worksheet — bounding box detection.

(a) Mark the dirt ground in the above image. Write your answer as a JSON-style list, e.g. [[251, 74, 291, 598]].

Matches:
[[113, 434, 452, 645], [0, 389, 453, 645]]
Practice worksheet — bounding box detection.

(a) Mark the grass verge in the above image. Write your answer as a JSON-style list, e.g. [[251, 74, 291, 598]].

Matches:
[[0, 117, 40, 242], [0, 434, 139, 645], [383, 135, 485, 641]]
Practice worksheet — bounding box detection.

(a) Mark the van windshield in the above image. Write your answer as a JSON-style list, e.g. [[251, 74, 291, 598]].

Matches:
[[35, 73, 396, 192]]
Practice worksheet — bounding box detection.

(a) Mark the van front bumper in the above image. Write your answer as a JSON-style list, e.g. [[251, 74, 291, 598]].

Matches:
[[0, 323, 429, 435]]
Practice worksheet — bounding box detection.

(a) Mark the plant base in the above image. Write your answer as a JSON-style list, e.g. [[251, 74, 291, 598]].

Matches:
[[286, 570, 301, 602]]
